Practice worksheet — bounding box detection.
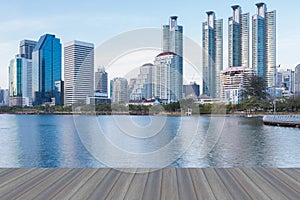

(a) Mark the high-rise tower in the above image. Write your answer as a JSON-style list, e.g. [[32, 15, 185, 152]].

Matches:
[[252, 3, 276, 88], [228, 5, 249, 68], [202, 11, 223, 98], [162, 16, 183, 100]]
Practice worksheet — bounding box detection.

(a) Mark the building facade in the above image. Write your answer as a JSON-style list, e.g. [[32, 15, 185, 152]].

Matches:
[[32, 34, 62, 105], [111, 77, 128, 104], [202, 11, 223, 98], [220, 67, 253, 104], [19, 40, 37, 59], [95, 67, 108, 97], [162, 16, 183, 100], [252, 3, 276, 88], [228, 5, 249, 68], [153, 52, 179, 102], [183, 82, 200, 99], [64, 40, 94, 106], [130, 63, 153, 100], [0, 88, 9, 106], [295, 64, 300, 96]]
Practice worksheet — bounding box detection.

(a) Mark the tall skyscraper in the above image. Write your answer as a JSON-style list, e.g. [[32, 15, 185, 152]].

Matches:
[[64, 40, 94, 106], [252, 3, 276, 88], [19, 40, 37, 59], [202, 11, 223, 98], [95, 67, 108, 97], [111, 77, 128, 104], [32, 34, 62, 105], [162, 16, 183, 100], [228, 5, 249, 68]]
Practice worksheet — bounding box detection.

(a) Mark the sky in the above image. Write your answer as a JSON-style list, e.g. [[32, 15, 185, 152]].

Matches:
[[0, 0, 299, 89]]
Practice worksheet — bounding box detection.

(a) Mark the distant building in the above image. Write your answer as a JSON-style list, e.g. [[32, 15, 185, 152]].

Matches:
[[202, 11, 223, 98], [32, 34, 62, 106], [111, 77, 128, 104], [252, 3, 276, 88], [153, 52, 179, 103], [0, 88, 9, 106], [277, 69, 294, 96], [8, 56, 33, 107], [228, 5, 249, 68], [220, 67, 253, 104], [19, 40, 37, 59], [64, 40, 94, 106], [295, 64, 300, 96], [95, 67, 108, 97], [130, 63, 153, 100], [183, 82, 200, 99], [163, 16, 183, 100]]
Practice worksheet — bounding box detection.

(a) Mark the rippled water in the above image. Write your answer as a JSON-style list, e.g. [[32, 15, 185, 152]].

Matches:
[[0, 114, 299, 168]]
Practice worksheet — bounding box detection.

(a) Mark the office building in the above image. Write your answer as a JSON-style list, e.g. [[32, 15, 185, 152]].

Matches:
[[111, 77, 128, 104], [162, 16, 183, 100], [252, 3, 276, 88], [0, 88, 9, 106], [183, 82, 200, 99], [202, 11, 223, 98], [228, 5, 249, 68], [19, 40, 37, 59], [220, 67, 253, 104], [32, 34, 62, 106], [276, 69, 294, 96], [153, 52, 178, 102], [8, 56, 33, 107], [64, 40, 94, 106], [95, 67, 108, 97], [295, 64, 300, 96], [130, 63, 153, 100]]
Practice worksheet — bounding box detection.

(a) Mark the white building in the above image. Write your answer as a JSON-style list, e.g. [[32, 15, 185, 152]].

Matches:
[[153, 52, 179, 103], [64, 40, 94, 105], [111, 77, 128, 104], [130, 63, 153, 100], [220, 67, 253, 104]]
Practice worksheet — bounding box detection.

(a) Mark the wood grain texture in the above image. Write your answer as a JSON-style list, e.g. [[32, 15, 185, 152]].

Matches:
[[0, 168, 299, 199]]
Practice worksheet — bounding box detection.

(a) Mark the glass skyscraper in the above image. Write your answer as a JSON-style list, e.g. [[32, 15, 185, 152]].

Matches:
[[162, 16, 183, 101], [252, 3, 276, 88], [228, 5, 249, 68], [32, 34, 62, 105], [202, 11, 223, 98], [95, 67, 108, 96], [19, 40, 37, 59]]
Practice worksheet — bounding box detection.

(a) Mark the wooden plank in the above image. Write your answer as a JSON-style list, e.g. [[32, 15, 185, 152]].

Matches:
[[176, 168, 197, 200], [87, 169, 122, 200], [51, 168, 97, 199], [69, 169, 110, 200], [0, 168, 35, 188], [0, 168, 17, 178], [161, 168, 179, 200], [1, 169, 56, 200], [0, 169, 45, 194], [142, 169, 162, 200], [105, 169, 137, 200], [241, 168, 289, 200], [31, 169, 83, 199], [124, 169, 150, 200], [202, 169, 232, 200], [188, 169, 216, 200], [268, 169, 300, 194], [281, 168, 300, 182], [227, 168, 270, 200], [254, 168, 300, 199]]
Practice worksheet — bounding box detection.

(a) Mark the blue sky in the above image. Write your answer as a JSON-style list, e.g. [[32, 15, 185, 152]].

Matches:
[[0, 0, 299, 88]]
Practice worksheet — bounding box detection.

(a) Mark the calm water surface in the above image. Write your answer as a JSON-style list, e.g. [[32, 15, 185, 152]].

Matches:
[[0, 114, 299, 168]]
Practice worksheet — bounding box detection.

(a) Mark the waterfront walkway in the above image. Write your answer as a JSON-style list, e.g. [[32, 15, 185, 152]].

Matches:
[[0, 168, 300, 199], [263, 115, 300, 128]]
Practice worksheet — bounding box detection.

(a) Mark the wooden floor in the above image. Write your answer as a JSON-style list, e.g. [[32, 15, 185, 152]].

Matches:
[[0, 168, 300, 199]]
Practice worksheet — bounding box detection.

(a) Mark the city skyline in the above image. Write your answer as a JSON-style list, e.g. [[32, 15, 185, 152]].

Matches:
[[0, 1, 299, 89]]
